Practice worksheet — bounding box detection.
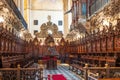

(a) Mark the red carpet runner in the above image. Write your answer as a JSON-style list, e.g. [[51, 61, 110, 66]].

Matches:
[[48, 74, 67, 80]]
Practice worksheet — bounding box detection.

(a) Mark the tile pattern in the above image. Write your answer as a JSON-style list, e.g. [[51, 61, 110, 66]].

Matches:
[[43, 64, 81, 80]]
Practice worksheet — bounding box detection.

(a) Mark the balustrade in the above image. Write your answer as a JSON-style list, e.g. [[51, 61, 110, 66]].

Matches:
[[0, 65, 43, 80], [70, 63, 120, 80]]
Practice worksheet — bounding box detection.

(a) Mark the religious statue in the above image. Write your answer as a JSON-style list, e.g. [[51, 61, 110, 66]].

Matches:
[[48, 42, 59, 56], [47, 36, 59, 56], [47, 15, 52, 26]]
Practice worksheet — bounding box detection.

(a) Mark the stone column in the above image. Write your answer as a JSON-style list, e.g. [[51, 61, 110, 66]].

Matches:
[[63, 0, 69, 37], [14, 0, 24, 15], [17, 0, 21, 11], [13, 0, 18, 8], [79, 0, 82, 18], [27, 0, 31, 31], [68, 0, 72, 31], [72, 0, 76, 27], [20, 0, 24, 15], [24, 0, 31, 30]]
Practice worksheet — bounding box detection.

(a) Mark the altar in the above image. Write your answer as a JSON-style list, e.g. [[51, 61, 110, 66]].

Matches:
[[36, 15, 61, 70]]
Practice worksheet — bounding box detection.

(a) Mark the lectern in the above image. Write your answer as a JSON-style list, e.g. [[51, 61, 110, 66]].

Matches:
[[44, 55, 57, 70]]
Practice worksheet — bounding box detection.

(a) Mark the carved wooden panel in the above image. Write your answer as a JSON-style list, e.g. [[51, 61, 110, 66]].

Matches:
[[79, 45, 81, 53], [114, 35, 120, 51], [97, 40, 100, 52], [81, 45, 84, 53], [1, 39, 4, 51], [77, 46, 79, 53], [92, 41, 96, 52], [87, 42, 91, 53], [101, 38, 106, 52], [82, 44, 86, 53], [0, 38, 1, 51], [107, 37, 113, 52]]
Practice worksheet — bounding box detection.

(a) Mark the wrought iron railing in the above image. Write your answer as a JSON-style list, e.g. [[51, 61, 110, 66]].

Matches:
[[0, 65, 43, 80], [4, 0, 27, 29]]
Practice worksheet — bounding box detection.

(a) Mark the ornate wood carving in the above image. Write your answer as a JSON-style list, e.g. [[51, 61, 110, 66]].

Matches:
[[36, 16, 63, 38]]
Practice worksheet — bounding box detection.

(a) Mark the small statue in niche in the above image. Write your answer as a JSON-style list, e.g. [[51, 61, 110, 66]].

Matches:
[[70, 23, 74, 31], [116, 19, 120, 31], [108, 22, 114, 34], [93, 30, 96, 35], [47, 41, 59, 56], [97, 28, 100, 34], [102, 26, 107, 36], [97, 28, 101, 38], [47, 15, 52, 26]]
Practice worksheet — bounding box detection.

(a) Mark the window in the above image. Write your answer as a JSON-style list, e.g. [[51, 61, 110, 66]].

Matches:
[[58, 20, 62, 26], [89, 0, 110, 16], [34, 30, 38, 35], [96, 0, 101, 10], [33, 20, 38, 25], [81, 3, 86, 15], [91, 3, 95, 15]]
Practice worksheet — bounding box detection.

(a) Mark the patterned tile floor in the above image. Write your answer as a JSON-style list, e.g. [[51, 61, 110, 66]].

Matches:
[[42, 64, 82, 80], [32, 63, 82, 80]]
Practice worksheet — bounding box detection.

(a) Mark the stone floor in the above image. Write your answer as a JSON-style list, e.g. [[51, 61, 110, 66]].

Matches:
[[32, 63, 82, 80], [43, 64, 81, 80]]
